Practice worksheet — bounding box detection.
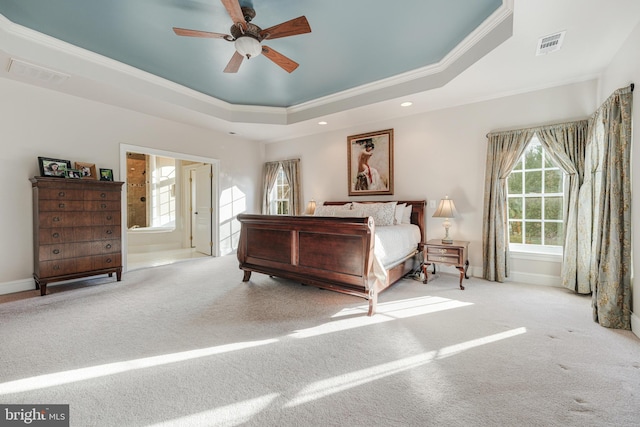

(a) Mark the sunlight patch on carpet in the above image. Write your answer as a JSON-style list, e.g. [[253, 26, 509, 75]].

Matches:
[[146, 393, 279, 427], [285, 327, 527, 407], [289, 296, 473, 339], [0, 339, 278, 395]]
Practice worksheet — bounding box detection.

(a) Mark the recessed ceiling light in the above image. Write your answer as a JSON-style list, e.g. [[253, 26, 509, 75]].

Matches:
[[400, 101, 413, 107], [318, 121, 328, 125]]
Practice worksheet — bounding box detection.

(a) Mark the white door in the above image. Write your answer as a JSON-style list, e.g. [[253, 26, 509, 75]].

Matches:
[[194, 164, 213, 255]]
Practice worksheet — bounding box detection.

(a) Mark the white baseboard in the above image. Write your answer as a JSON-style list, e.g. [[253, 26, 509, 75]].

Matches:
[[631, 311, 640, 339], [0, 278, 36, 295], [465, 265, 562, 287]]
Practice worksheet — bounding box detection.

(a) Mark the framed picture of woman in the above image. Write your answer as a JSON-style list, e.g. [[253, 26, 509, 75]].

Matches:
[[38, 157, 72, 178], [347, 129, 394, 196]]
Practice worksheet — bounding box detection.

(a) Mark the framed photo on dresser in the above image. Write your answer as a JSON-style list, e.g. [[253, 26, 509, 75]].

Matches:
[[38, 156, 71, 178]]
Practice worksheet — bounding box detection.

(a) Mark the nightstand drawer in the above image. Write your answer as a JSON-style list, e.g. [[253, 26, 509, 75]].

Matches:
[[427, 246, 462, 256], [425, 253, 459, 265]]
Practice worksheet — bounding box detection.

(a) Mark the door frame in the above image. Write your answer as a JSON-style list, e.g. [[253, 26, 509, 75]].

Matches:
[[119, 143, 220, 271]]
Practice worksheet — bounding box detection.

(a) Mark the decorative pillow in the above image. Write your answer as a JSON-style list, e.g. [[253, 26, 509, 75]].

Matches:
[[314, 203, 352, 216], [353, 202, 397, 226], [334, 208, 364, 217], [402, 204, 412, 224], [394, 203, 407, 225]]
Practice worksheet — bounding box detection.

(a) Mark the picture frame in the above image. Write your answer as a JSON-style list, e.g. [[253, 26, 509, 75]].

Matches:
[[99, 168, 114, 181], [347, 128, 394, 196], [38, 156, 71, 178], [65, 169, 82, 179], [75, 162, 97, 179]]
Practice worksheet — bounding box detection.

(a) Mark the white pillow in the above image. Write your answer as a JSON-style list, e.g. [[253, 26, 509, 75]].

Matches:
[[394, 203, 407, 225], [353, 202, 397, 226], [402, 204, 412, 224]]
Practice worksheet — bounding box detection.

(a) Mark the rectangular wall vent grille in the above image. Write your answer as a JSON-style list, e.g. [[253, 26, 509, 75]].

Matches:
[[536, 31, 566, 55]]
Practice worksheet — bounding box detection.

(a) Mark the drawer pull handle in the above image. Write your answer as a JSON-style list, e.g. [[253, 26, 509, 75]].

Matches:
[[58, 192, 65, 197], [101, 203, 107, 209], [58, 203, 65, 209], [52, 232, 60, 238], [438, 249, 447, 254], [106, 230, 113, 235], [106, 244, 112, 249], [53, 249, 60, 255], [100, 193, 106, 198], [53, 265, 60, 270], [106, 215, 113, 221], [106, 258, 112, 263], [53, 217, 60, 222]]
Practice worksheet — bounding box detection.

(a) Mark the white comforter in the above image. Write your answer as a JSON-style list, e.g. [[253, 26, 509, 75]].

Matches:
[[374, 224, 421, 269]]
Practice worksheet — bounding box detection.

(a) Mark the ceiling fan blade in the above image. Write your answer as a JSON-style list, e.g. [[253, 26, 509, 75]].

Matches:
[[261, 45, 299, 73], [260, 16, 311, 40], [220, 0, 246, 29], [224, 51, 244, 73], [173, 27, 229, 39]]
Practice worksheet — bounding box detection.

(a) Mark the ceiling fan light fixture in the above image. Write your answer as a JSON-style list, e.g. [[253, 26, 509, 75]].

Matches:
[[235, 36, 262, 59]]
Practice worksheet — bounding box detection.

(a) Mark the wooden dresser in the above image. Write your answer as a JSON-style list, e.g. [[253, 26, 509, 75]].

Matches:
[[30, 176, 124, 295]]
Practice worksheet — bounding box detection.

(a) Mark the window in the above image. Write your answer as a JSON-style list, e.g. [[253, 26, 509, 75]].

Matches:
[[507, 136, 564, 252], [151, 156, 176, 228], [269, 166, 290, 215]]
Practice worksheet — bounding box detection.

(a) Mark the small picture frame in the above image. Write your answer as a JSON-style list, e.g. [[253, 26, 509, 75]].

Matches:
[[75, 162, 97, 179], [65, 169, 82, 179], [38, 157, 71, 178], [99, 168, 114, 181]]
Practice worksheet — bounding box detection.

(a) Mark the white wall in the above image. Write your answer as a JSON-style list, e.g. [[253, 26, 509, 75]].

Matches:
[[598, 21, 640, 336], [0, 78, 262, 293], [264, 80, 599, 281]]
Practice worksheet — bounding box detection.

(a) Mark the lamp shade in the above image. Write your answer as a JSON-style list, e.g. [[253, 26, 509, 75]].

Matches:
[[235, 36, 262, 58], [433, 197, 456, 218], [306, 200, 316, 215]]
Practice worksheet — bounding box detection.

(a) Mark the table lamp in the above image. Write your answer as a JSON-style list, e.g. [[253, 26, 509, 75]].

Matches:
[[433, 196, 456, 244]]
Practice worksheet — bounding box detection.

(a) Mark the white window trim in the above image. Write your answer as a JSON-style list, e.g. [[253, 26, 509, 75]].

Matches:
[[510, 243, 563, 262]]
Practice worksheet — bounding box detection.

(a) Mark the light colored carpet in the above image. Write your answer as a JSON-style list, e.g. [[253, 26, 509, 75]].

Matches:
[[1, 255, 639, 427]]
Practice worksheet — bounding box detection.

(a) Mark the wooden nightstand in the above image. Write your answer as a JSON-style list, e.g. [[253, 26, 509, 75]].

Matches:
[[422, 239, 470, 290]]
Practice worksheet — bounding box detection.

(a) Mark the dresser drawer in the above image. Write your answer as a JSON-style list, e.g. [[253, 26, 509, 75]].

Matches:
[[38, 188, 83, 200], [38, 259, 77, 277], [84, 200, 121, 211], [92, 226, 121, 240], [427, 246, 461, 256], [91, 212, 121, 226], [38, 228, 74, 245], [84, 190, 121, 201], [92, 254, 121, 270], [39, 213, 92, 228], [38, 243, 77, 261], [39, 200, 85, 212], [91, 240, 121, 255]]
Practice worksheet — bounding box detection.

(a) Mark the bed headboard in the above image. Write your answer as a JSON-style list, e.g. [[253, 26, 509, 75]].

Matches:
[[323, 200, 426, 244]]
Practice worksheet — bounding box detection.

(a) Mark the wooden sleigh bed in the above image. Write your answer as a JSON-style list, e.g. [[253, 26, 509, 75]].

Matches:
[[236, 200, 426, 315]]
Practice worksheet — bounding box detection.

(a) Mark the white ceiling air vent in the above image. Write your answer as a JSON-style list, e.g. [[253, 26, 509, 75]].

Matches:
[[536, 31, 566, 55], [7, 58, 70, 85]]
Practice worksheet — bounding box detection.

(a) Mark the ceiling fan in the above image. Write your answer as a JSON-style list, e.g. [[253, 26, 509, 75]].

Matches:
[[173, 0, 311, 73]]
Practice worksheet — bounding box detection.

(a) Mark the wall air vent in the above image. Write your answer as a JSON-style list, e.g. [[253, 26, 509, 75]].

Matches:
[[536, 31, 566, 55], [7, 58, 70, 85]]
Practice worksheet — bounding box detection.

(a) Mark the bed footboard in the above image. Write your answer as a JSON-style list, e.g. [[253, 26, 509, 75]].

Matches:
[[236, 214, 382, 315]]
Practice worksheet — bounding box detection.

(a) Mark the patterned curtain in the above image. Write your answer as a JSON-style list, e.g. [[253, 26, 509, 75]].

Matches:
[[535, 121, 589, 293], [261, 161, 281, 214], [585, 86, 633, 329], [482, 129, 535, 281], [281, 159, 302, 216]]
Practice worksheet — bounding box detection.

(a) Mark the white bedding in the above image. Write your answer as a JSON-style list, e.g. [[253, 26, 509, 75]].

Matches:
[[374, 224, 421, 269]]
